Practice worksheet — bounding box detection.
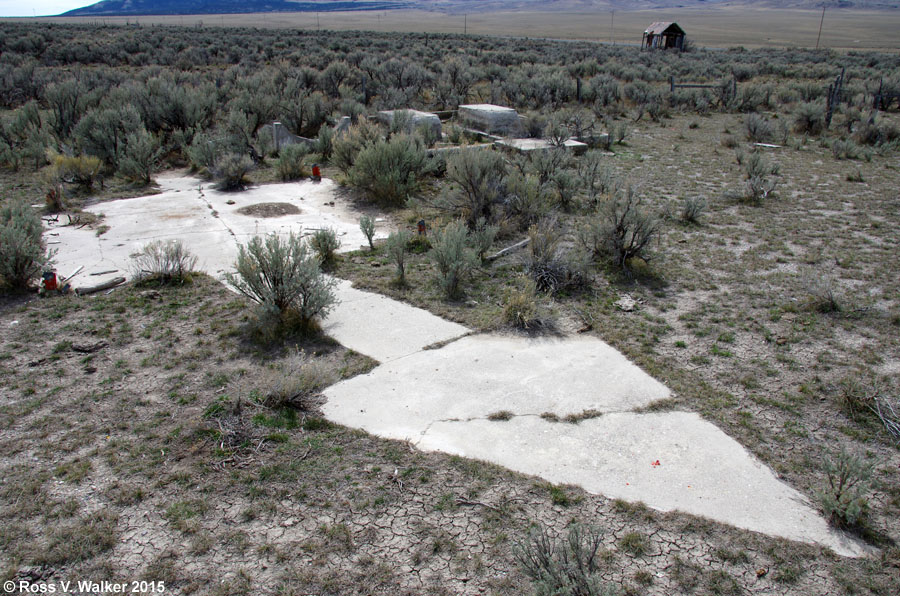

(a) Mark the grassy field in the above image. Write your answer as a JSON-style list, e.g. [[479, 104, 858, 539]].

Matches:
[[28, 7, 900, 50]]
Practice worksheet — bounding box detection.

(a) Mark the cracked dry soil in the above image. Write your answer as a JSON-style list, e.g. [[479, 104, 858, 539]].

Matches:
[[1, 275, 897, 595]]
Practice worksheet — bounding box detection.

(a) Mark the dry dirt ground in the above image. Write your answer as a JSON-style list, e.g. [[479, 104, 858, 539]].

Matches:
[[33, 7, 900, 51], [1, 111, 899, 594], [0, 275, 896, 596]]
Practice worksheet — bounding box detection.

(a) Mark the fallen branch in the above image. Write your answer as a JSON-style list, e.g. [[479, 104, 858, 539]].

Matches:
[[486, 238, 529, 262], [75, 276, 125, 296]]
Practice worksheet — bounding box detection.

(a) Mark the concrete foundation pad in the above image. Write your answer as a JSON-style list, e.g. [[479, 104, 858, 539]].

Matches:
[[45, 174, 869, 558], [325, 280, 469, 363], [323, 333, 868, 558], [323, 334, 670, 432], [45, 172, 467, 361], [495, 138, 589, 155], [423, 414, 868, 558], [48, 173, 377, 286]]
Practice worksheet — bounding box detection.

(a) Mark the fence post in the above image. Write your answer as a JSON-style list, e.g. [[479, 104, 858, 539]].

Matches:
[[670, 76, 675, 93]]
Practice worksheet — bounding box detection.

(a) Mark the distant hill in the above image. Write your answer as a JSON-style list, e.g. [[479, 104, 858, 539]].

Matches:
[[61, 0, 900, 17], [63, 1, 414, 17]]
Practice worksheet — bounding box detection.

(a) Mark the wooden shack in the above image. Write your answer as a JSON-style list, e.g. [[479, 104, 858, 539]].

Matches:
[[641, 22, 686, 51]]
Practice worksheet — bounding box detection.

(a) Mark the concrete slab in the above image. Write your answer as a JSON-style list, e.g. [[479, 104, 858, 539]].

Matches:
[[322, 335, 670, 434], [47, 172, 378, 286], [422, 414, 868, 558], [45, 172, 468, 362], [45, 173, 869, 558], [495, 137, 589, 155], [324, 280, 469, 363], [322, 333, 868, 558]]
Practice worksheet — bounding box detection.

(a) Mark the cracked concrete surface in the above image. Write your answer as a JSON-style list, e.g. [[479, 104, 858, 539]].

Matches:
[[322, 335, 868, 558], [46, 174, 868, 558], [46, 172, 468, 363]]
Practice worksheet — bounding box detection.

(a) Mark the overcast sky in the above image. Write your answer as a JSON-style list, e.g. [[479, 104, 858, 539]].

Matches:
[[0, 1, 95, 17]]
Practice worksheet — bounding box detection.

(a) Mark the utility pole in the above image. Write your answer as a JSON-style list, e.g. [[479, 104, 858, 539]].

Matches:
[[464, 14, 467, 35], [815, 6, 826, 50], [611, 11, 614, 45], [317, 12, 320, 31]]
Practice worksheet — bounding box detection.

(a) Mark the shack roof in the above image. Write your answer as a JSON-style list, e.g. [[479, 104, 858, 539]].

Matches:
[[644, 22, 685, 35]]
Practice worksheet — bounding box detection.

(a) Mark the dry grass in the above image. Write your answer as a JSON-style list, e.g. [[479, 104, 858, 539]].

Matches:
[[28, 7, 900, 50], [2, 267, 897, 593]]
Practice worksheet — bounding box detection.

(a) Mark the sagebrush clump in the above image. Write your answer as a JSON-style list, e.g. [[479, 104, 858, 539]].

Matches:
[[0, 200, 53, 291], [130, 240, 197, 284], [429, 221, 477, 299], [227, 232, 337, 335]]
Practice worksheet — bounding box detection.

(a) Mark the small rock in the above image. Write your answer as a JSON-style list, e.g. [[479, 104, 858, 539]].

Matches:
[[226, 200, 235, 205], [614, 295, 637, 312], [756, 567, 768, 577], [281, 517, 297, 527]]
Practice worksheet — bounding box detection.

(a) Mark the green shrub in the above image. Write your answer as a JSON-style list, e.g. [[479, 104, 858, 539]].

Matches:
[[72, 104, 142, 168], [744, 113, 773, 142], [469, 217, 498, 261], [0, 200, 53, 291], [276, 144, 309, 181], [741, 151, 779, 204], [386, 229, 412, 284], [118, 129, 161, 186], [212, 152, 254, 191], [331, 118, 382, 174], [226, 232, 337, 335], [680, 196, 707, 224], [514, 523, 615, 596], [358, 215, 376, 250], [186, 132, 221, 174], [581, 186, 660, 269], [527, 220, 587, 294], [550, 169, 581, 211], [430, 220, 477, 299], [316, 125, 334, 161], [793, 101, 826, 135], [444, 148, 508, 227], [130, 240, 197, 284], [348, 134, 427, 206], [816, 448, 872, 529], [502, 278, 540, 329], [50, 153, 103, 192], [578, 151, 616, 205], [309, 227, 340, 269]]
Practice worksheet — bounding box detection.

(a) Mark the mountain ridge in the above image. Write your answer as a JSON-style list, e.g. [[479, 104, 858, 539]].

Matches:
[[61, 0, 900, 17]]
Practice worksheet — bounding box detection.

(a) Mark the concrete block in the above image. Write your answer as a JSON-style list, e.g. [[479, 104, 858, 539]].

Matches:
[[458, 104, 522, 135], [376, 109, 442, 138]]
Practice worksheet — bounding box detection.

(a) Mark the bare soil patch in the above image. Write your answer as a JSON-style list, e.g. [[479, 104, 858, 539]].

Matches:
[[235, 202, 301, 218], [2, 274, 896, 594]]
